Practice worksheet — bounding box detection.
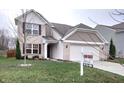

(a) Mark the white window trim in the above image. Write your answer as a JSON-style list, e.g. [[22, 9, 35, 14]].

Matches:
[[32, 24, 39, 35], [25, 23, 39, 36], [26, 44, 39, 54], [26, 44, 32, 54], [33, 44, 39, 54], [31, 44, 33, 54]]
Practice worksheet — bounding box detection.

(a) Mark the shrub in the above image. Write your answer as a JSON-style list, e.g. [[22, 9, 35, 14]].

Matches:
[[109, 39, 116, 59], [16, 39, 21, 59]]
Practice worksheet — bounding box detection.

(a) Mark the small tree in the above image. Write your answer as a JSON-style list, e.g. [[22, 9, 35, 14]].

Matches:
[[109, 39, 116, 59], [16, 39, 21, 59]]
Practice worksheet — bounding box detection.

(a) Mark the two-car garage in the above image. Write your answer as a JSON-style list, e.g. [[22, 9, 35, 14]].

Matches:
[[63, 28, 108, 62], [69, 44, 100, 62]]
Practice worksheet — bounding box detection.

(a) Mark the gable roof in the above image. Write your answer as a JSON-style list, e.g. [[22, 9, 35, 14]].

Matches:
[[111, 22, 124, 32], [111, 22, 124, 29], [15, 9, 53, 27], [52, 23, 94, 37], [64, 23, 94, 37], [51, 23, 94, 37], [96, 23, 124, 33], [15, 9, 97, 38], [51, 23, 73, 37], [95, 24, 110, 28], [66, 30, 103, 43], [74, 23, 93, 29], [62, 28, 108, 44], [95, 25, 116, 31]]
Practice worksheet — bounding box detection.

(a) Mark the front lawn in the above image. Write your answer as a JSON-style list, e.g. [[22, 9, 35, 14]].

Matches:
[[0, 56, 124, 83]]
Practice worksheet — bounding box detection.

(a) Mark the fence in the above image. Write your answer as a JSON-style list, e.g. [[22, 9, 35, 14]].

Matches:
[[0, 50, 7, 57], [7, 50, 16, 57]]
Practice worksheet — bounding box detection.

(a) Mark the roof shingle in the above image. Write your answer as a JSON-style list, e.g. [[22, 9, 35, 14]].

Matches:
[[51, 23, 94, 37], [51, 23, 73, 36]]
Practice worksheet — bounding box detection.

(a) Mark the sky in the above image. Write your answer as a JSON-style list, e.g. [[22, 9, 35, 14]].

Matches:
[[0, 9, 124, 37]]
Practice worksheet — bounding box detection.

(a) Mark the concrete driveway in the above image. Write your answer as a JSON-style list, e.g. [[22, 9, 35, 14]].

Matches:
[[93, 61, 124, 76]]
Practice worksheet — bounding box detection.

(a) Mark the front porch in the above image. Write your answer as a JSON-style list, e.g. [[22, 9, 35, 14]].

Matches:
[[42, 36, 58, 59]]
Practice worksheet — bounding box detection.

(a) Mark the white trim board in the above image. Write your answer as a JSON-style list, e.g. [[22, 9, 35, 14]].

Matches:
[[64, 40, 105, 45], [96, 31, 109, 44]]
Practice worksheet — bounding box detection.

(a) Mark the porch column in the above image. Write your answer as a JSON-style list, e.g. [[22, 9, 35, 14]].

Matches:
[[44, 43, 48, 59]]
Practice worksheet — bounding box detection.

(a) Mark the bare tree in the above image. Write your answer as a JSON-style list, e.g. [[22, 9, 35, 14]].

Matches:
[[87, 9, 124, 61], [109, 9, 124, 23], [22, 9, 28, 64], [8, 9, 28, 65], [8, 9, 39, 66], [87, 14, 118, 60], [88, 17, 99, 25], [0, 29, 9, 50]]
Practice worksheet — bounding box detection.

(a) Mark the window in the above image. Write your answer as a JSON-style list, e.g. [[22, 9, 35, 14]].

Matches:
[[25, 23, 39, 35], [26, 49, 31, 53], [26, 44, 32, 54], [33, 44, 38, 48], [25, 23, 32, 35], [33, 44, 39, 54], [33, 24, 39, 35], [25, 44, 40, 54]]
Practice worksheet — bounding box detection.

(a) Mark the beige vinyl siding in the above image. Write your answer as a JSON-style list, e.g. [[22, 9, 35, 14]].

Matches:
[[63, 43, 70, 60], [16, 12, 47, 58], [45, 24, 52, 36], [18, 12, 47, 25]]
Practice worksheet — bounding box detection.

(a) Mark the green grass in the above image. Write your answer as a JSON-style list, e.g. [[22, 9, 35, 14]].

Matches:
[[108, 58, 124, 64], [0, 56, 124, 83]]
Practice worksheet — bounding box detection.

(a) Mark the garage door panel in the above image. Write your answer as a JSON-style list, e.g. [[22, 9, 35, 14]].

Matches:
[[70, 44, 82, 62], [83, 46, 99, 61], [70, 44, 99, 62]]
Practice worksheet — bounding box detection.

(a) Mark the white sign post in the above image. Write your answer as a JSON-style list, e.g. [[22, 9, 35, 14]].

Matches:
[[80, 60, 83, 76], [80, 48, 84, 76]]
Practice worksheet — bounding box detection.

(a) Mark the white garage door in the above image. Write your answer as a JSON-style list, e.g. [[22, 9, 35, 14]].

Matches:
[[70, 44, 100, 62]]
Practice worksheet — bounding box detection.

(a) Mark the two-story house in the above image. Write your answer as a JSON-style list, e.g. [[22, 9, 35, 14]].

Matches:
[[15, 9, 108, 62]]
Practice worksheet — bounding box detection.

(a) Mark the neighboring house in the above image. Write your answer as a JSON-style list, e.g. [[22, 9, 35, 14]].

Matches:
[[8, 38, 16, 50], [95, 23, 124, 58], [15, 9, 108, 62], [0, 35, 9, 50]]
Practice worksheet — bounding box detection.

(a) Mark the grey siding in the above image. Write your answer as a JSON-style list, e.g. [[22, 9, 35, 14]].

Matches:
[[95, 25, 116, 44], [95, 25, 124, 58], [95, 25, 116, 55], [116, 32, 124, 58]]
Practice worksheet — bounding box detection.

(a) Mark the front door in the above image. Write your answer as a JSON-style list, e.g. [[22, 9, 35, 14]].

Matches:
[[47, 44, 50, 58]]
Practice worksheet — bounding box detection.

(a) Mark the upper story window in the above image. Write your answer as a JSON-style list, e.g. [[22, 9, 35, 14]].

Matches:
[[33, 24, 39, 35], [25, 23, 40, 36]]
